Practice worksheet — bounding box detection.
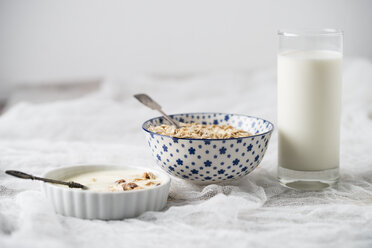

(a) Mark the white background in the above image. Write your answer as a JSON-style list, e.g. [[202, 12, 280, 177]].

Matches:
[[0, 0, 371, 86]]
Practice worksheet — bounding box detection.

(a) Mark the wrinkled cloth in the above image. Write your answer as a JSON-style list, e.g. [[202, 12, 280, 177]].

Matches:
[[0, 58, 372, 248]]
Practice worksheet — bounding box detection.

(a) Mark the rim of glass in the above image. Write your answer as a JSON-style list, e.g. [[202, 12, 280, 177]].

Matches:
[[278, 28, 343, 37]]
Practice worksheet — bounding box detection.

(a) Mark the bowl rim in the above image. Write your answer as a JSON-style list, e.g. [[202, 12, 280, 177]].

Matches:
[[142, 112, 274, 141], [42, 164, 171, 195]]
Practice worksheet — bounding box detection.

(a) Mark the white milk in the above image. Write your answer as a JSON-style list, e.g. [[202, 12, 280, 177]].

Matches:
[[278, 50, 342, 171]]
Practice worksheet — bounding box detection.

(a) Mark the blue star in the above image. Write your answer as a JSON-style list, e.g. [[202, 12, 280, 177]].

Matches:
[[219, 147, 227, 154], [204, 140, 211, 145], [168, 166, 175, 171], [247, 144, 253, 152], [176, 159, 183, 165], [218, 169, 225, 174], [162, 145, 168, 152], [191, 169, 199, 174], [204, 176, 212, 180], [172, 137, 178, 143], [224, 115, 230, 121], [232, 159, 240, 165], [255, 155, 259, 162], [188, 147, 196, 155], [204, 160, 212, 167]]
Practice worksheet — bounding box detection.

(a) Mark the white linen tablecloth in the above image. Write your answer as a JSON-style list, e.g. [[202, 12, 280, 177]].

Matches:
[[1, 58, 372, 248]]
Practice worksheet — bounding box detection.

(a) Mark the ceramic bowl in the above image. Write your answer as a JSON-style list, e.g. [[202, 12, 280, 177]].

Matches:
[[41, 165, 170, 220], [142, 113, 274, 184]]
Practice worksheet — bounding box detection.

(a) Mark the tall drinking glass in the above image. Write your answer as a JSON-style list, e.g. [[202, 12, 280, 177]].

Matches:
[[277, 29, 343, 190]]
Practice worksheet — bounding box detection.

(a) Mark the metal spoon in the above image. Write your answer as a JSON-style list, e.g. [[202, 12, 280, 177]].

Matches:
[[5, 170, 88, 190], [134, 93, 181, 128]]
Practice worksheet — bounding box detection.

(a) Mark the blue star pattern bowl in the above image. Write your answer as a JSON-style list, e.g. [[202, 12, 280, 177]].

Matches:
[[142, 113, 274, 184]]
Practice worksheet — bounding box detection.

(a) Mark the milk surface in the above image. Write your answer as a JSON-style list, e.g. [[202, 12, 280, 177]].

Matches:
[[278, 50, 342, 171]]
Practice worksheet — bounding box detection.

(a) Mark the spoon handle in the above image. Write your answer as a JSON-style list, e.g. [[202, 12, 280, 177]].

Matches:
[[134, 93, 181, 128], [5, 170, 88, 189], [158, 109, 181, 129]]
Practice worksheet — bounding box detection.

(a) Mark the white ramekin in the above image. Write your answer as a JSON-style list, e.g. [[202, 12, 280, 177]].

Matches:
[[41, 165, 170, 220]]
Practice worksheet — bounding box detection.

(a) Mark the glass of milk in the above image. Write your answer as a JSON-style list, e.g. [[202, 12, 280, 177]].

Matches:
[[277, 29, 343, 190]]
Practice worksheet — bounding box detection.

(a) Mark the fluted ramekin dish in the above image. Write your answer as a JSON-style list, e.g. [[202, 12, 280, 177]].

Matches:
[[142, 112, 274, 184], [41, 165, 170, 220]]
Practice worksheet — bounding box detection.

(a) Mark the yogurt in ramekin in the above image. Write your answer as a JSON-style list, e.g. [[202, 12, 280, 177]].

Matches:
[[63, 170, 162, 192], [41, 165, 170, 220]]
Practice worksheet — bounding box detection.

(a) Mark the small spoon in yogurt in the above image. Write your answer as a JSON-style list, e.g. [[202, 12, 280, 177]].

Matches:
[[5, 170, 88, 190]]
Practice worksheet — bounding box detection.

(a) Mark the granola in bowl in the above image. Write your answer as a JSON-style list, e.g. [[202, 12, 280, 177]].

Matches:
[[148, 123, 252, 139]]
